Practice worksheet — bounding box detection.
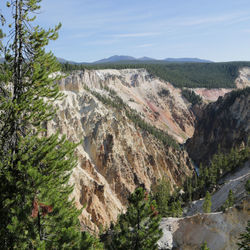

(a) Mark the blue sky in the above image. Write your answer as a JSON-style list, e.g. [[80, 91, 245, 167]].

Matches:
[[1, 0, 250, 62]]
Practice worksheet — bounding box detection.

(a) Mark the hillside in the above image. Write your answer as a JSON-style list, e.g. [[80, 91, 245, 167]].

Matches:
[[61, 61, 250, 88]]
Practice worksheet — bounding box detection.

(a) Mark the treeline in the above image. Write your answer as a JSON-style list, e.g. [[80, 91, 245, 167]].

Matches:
[[85, 86, 180, 150], [181, 89, 202, 105], [152, 144, 250, 217], [61, 61, 250, 88]]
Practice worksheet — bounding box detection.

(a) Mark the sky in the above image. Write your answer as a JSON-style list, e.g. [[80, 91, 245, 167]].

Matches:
[[1, 0, 250, 62]]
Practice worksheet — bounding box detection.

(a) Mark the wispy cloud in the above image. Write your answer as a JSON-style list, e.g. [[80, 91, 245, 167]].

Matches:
[[137, 43, 154, 48], [81, 39, 118, 46], [176, 12, 248, 27], [113, 32, 160, 38]]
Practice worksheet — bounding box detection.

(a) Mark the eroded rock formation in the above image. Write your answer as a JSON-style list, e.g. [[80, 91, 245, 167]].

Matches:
[[186, 87, 250, 164], [47, 70, 195, 231], [159, 200, 249, 250], [59, 69, 195, 143]]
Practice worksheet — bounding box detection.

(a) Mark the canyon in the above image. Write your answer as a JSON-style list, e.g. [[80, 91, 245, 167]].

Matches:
[[48, 67, 249, 243]]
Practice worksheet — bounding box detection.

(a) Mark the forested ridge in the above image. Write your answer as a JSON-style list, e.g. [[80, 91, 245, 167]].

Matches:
[[61, 61, 250, 88]]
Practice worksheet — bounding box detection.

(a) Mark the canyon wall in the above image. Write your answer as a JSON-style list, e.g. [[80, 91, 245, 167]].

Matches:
[[47, 69, 196, 231], [186, 87, 250, 164]]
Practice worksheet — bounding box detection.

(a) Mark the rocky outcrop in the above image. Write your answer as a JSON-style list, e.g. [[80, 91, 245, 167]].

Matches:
[[159, 201, 250, 250], [192, 88, 232, 102], [236, 67, 250, 89], [47, 76, 194, 232], [59, 69, 195, 143], [186, 88, 250, 164]]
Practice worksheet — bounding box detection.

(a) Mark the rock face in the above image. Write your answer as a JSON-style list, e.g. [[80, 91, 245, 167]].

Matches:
[[159, 201, 250, 250], [186, 88, 250, 164], [192, 88, 232, 102], [236, 67, 250, 89], [46, 70, 195, 231], [59, 69, 195, 143]]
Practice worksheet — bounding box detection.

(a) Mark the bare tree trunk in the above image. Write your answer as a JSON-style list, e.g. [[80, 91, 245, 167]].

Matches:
[[12, 0, 23, 156]]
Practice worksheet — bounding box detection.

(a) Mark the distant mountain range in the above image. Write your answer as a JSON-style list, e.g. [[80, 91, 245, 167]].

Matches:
[[0, 55, 212, 65], [57, 55, 213, 64]]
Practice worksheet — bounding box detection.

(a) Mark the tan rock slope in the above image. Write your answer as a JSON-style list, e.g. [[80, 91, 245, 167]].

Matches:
[[159, 202, 249, 250], [47, 70, 195, 231], [48, 67, 249, 234], [59, 69, 195, 143]]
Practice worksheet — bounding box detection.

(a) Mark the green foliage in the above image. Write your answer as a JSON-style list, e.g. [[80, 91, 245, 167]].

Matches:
[[152, 178, 171, 216], [228, 190, 235, 207], [152, 179, 183, 218], [102, 187, 163, 250], [61, 61, 250, 88], [80, 232, 104, 250], [220, 190, 235, 212], [169, 200, 183, 218], [87, 87, 180, 150], [183, 145, 250, 201], [0, 0, 97, 248], [203, 191, 212, 213], [245, 180, 250, 195], [216, 87, 250, 114], [157, 88, 170, 97], [181, 88, 202, 105], [153, 145, 249, 218], [237, 221, 250, 250], [201, 241, 210, 250]]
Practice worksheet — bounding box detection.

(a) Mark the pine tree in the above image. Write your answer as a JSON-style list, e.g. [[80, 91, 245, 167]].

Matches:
[[237, 220, 250, 250], [104, 187, 163, 250], [201, 241, 210, 250], [176, 200, 183, 217], [153, 177, 170, 216], [80, 232, 104, 250], [228, 189, 234, 207], [246, 180, 250, 195], [203, 191, 212, 213], [0, 0, 94, 248]]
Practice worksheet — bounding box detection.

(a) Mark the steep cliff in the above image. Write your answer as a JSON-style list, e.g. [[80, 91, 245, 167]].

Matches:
[[59, 69, 195, 143], [46, 71, 194, 232], [186, 87, 250, 164]]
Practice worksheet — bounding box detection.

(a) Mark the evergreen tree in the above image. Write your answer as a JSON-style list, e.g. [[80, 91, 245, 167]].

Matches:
[[104, 187, 163, 250], [203, 191, 212, 213], [201, 241, 210, 250], [175, 200, 183, 218], [80, 232, 104, 250], [0, 0, 96, 248], [221, 189, 235, 212], [153, 177, 170, 216], [228, 189, 234, 207], [237, 221, 250, 250], [245, 180, 250, 195]]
